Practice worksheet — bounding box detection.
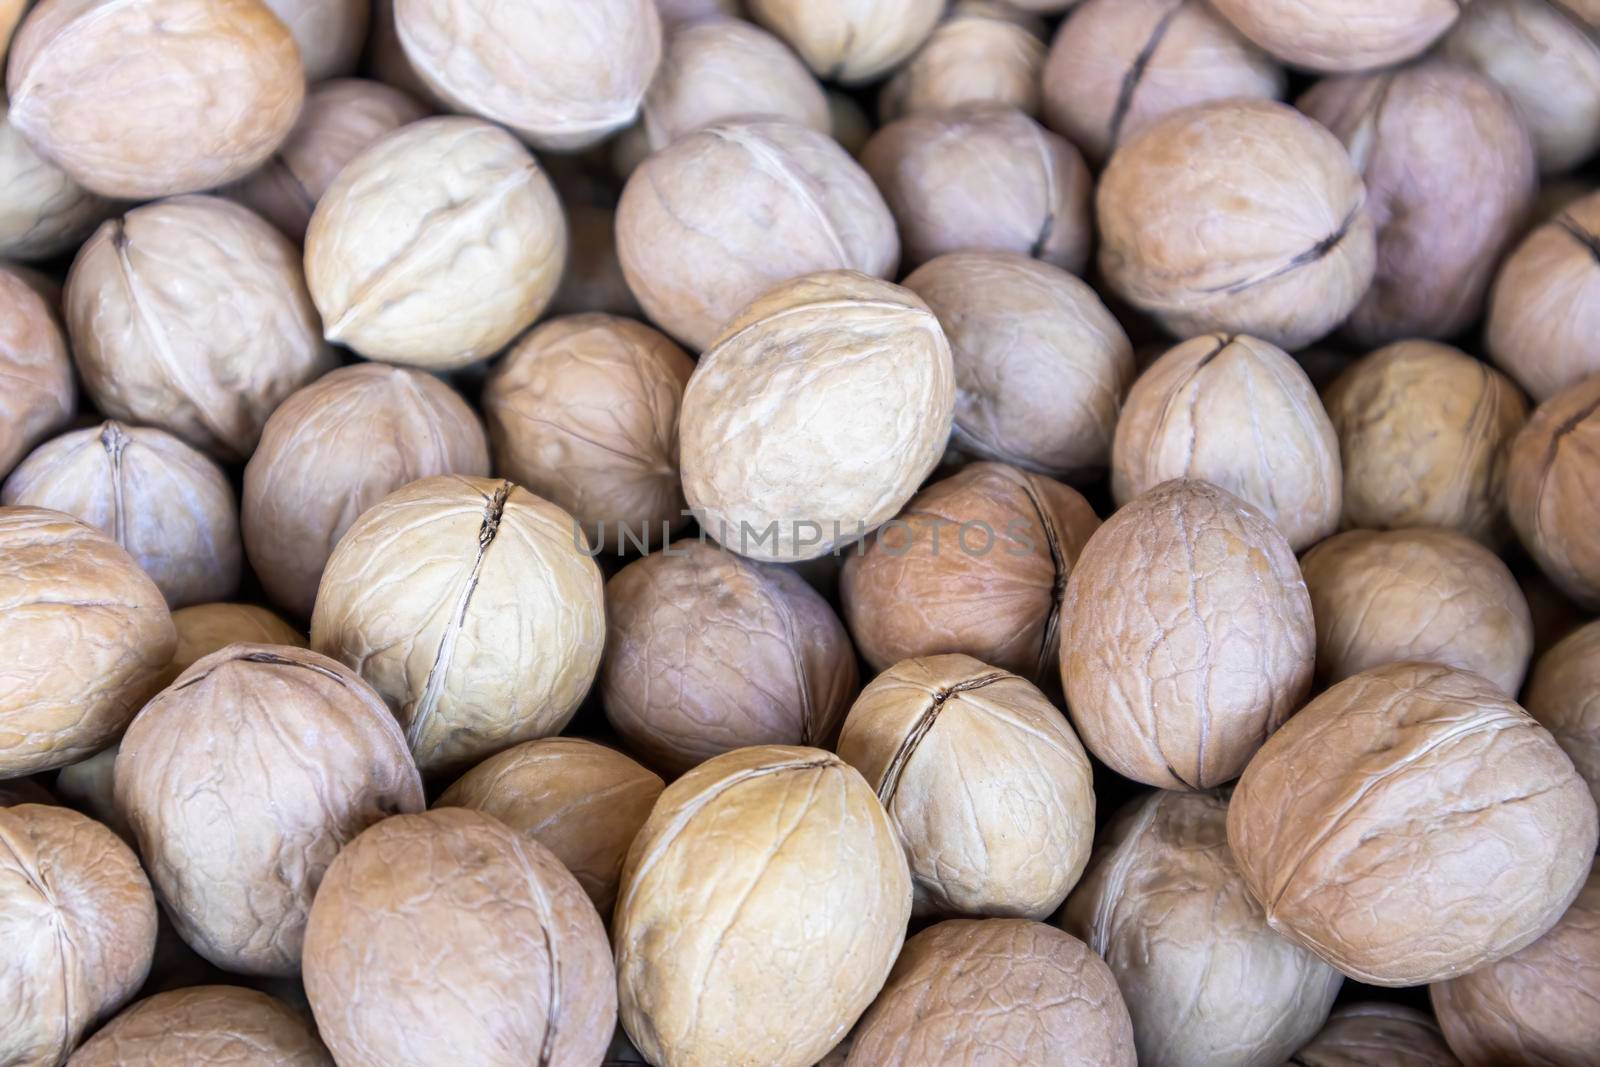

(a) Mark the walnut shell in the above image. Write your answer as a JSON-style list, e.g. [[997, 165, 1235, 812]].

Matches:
[[263, 0, 365, 82], [747, 0, 943, 85], [1288, 1003, 1462, 1067], [1506, 375, 1600, 608], [0, 95, 109, 261], [0, 264, 72, 481], [1227, 661, 1599, 985], [303, 808, 615, 1067], [878, 2, 1046, 123], [67, 986, 331, 1066], [155, 602, 307, 692], [614, 746, 911, 1067], [1522, 619, 1600, 808], [1209, 0, 1458, 72]]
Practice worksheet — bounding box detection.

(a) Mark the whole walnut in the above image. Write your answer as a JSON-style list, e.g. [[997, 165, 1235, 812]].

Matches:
[[679, 271, 954, 561], [1063, 479, 1313, 789], [1523, 620, 1600, 807], [5, 0, 303, 198], [1505, 375, 1600, 608], [306, 117, 566, 369], [1112, 334, 1342, 551], [0, 264, 72, 481], [1097, 100, 1375, 351], [840, 462, 1099, 682], [878, 2, 1046, 122], [1289, 1004, 1463, 1067], [155, 602, 306, 691], [0, 97, 108, 261], [837, 654, 1095, 919], [310, 476, 605, 779], [0, 804, 157, 1067], [65, 195, 336, 463], [903, 251, 1134, 482], [861, 105, 1092, 274], [0, 508, 174, 776], [602, 539, 857, 775], [437, 738, 663, 917], [614, 746, 911, 1067], [115, 644, 426, 975], [1228, 661, 1599, 985], [1208, 0, 1459, 72], [845, 919, 1136, 1067], [1042, 0, 1285, 164], [241, 363, 490, 620], [1324, 342, 1528, 547], [616, 119, 898, 351], [263, 0, 365, 82], [303, 808, 615, 1067], [1061, 790, 1342, 1067], [482, 314, 694, 554], [747, 0, 943, 85], [66, 986, 331, 1066]]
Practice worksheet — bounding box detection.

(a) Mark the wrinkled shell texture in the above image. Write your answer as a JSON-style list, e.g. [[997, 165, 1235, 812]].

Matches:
[[0, 804, 157, 1067], [0, 507, 174, 776], [0, 98, 108, 261], [602, 539, 858, 775], [156, 602, 306, 691], [1324, 341, 1528, 548], [1227, 661, 1599, 986], [311, 475, 606, 778], [482, 314, 694, 553], [616, 119, 899, 352], [1507, 375, 1600, 609], [748, 0, 944, 84], [879, 2, 1045, 122], [1111, 334, 1342, 552], [65, 195, 336, 463], [837, 654, 1095, 919], [5, 0, 304, 198], [241, 362, 490, 620], [1291, 1003, 1463, 1067], [679, 271, 954, 561], [66, 985, 332, 1066], [1209, 0, 1458, 72], [845, 918, 1136, 1067], [114, 644, 426, 975], [1097, 100, 1376, 351], [1489, 191, 1600, 402], [0, 265, 73, 480], [1063, 479, 1313, 789], [306, 117, 567, 369], [436, 738, 664, 917], [841, 462, 1099, 682], [1061, 790, 1342, 1067], [304, 807, 616, 1067], [394, 0, 661, 150], [1525, 621, 1600, 808], [263, 0, 365, 82]]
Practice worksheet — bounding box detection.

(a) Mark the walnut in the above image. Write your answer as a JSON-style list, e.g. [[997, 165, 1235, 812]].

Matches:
[[1505, 374, 1600, 609], [0, 263, 73, 481], [263, 0, 366, 82], [1288, 1003, 1463, 1067], [1209, 0, 1460, 72], [1522, 619, 1600, 808], [879, 2, 1046, 123], [0, 94, 109, 261], [746, 0, 944, 85], [66, 986, 331, 1066]]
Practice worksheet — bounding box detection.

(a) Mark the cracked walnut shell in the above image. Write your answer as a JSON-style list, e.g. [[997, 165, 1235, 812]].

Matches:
[[66, 985, 332, 1066]]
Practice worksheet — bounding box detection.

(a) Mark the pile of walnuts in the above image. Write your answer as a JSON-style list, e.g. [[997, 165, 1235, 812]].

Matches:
[[4, 0, 1600, 1064]]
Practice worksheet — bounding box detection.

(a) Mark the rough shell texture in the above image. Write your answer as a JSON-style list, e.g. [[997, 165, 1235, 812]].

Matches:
[[115, 644, 426, 975], [65, 195, 336, 463], [1096, 100, 1375, 350], [1111, 333, 1342, 552], [840, 462, 1099, 682], [1209, 0, 1458, 72], [310, 475, 606, 779], [263, 0, 365, 82], [845, 918, 1136, 1067], [66, 985, 332, 1066], [679, 271, 954, 561], [1488, 191, 1600, 401], [0, 507, 174, 776], [1507, 375, 1600, 609], [303, 807, 616, 1067], [747, 0, 944, 84], [602, 539, 858, 776], [1289, 1004, 1462, 1067], [1061, 790, 1342, 1067], [0, 264, 73, 480], [155, 602, 307, 691], [616, 119, 898, 352], [0, 97, 108, 261], [1227, 661, 1599, 986], [5, 0, 304, 198], [0, 803, 157, 1067], [879, 1, 1046, 122], [615, 746, 911, 1067], [241, 363, 490, 620], [1523, 620, 1600, 808], [1062, 479, 1313, 790]]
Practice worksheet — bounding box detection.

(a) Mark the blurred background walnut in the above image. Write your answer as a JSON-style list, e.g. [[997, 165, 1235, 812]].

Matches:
[[0, 264, 72, 482], [879, 2, 1046, 123], [746, 0, 943, 85], [1208, 0, 1460, 72]]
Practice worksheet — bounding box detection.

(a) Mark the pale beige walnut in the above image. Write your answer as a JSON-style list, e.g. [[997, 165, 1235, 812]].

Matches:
[[304, 807, 614, 1066], [903, 251, 1133, 482], [1209, 0, 1458, 72], [1507, 375, 1600, 608], [1488, 191, 1600, 401], [5, 0, 303, 198], [1523, 620, 1600, 808], [862, 105, 1092, 274], [1324, 342, 1528, 548], [0, 507, 174, 777], [747, 0, 943, 84], [152, 603, 306, 694], [65, 195, 336, 463], [1111, 334, 1342, 552], [840, 462, 1099, 682], [879, 2, 1046, 122], [310, 477, 605, 779], [845, 918, 1136, 1067], [394, 0, 660, 151], [1288, 1004, 1463, 1067], [1060, 790, 1342, 1067], [837, 654, 1095, 919], [602, 539, 857, 776], [436, 738, 663, 918], [306, 117, 566, 369], [115, 644, 425, 975], [614, 746, 911, 1067], [241, 363, 489, 620], [0, 264, 72, 481], [1041, 0, 1284, 164], [1227, 661, 1598, 986], [0, 95, 109, 261], [264, 0, 365, 82], [1097, 100, 1375, 351], [679, 271, 954, 561], [67, 985, 331, 1066], [616, 119, 898, 352]]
